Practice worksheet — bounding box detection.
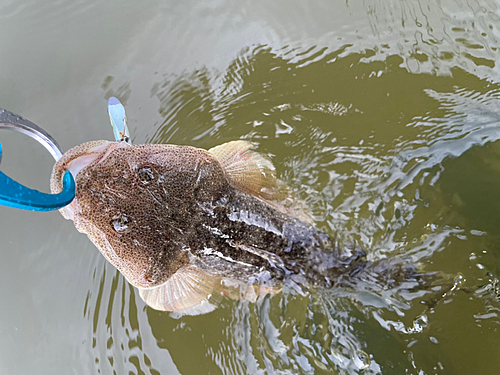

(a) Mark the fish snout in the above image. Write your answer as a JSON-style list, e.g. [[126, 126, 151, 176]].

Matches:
[[50, 140, 121, 220]]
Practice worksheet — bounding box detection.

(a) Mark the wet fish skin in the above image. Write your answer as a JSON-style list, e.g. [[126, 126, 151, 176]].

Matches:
[[195, 189, 344, 284], [53, 142, 229, 287], [50, 140, 368, 313]]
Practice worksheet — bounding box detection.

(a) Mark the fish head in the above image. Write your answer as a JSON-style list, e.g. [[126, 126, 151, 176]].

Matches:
[[50, 140, 230, 289]]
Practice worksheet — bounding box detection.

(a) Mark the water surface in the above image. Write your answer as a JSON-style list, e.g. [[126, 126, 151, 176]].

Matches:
[[0, 0, 500, 374]]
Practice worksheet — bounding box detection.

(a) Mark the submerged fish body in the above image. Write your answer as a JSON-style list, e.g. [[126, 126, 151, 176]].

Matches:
[[50, 140, 367, 314]]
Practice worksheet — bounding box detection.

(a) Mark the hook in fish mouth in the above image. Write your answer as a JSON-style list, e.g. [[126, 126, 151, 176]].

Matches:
[[50, 140, 132, 219], [54, 140, 132, 182], [0, 98, 132, 212]]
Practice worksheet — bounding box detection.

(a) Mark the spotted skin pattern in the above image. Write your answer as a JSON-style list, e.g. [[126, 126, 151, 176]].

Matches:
[[53, 140, 420, 313]]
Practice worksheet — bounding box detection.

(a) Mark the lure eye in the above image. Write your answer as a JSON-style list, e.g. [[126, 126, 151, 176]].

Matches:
[[137, 165, 155, 184], [111, 215, 130, 233]]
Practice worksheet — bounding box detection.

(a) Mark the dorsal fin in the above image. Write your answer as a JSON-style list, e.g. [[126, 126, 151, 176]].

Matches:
[[208, 141, 314, 225], [138, 266, 223, 315]]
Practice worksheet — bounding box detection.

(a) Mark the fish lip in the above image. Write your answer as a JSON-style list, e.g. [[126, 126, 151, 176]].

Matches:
[[92, 140, 131, 165], [88, 142, 118, 167], [50, 140, 131, 220], [65, 140, 131, 180]]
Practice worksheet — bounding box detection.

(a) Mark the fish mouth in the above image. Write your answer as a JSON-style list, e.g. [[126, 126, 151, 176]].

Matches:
[[50, 140, 130, 220]]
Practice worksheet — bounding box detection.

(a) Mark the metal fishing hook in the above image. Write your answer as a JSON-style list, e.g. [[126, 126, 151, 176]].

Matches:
[[0, 97, 129, 211], [0, 108, 75, 211]]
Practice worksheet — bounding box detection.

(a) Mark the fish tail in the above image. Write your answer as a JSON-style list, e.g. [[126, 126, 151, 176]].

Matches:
[[333, 255, 460, 307]]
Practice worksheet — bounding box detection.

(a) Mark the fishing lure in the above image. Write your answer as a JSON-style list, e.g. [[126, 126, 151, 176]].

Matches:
[[0, 97, 128, 211]]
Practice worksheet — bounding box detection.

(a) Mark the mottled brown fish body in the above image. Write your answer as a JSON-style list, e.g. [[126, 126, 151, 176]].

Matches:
[[53, 142, 230, 286], [51, 140, 354, 314]]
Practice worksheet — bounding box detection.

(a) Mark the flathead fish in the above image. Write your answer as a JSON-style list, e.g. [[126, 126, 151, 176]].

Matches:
[[50, 140, 415, 315]]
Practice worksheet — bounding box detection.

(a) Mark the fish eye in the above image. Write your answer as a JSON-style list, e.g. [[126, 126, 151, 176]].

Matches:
[[137, 164, 156, 183], [111, 215, 130, 233], [144, 275, 155, 283]]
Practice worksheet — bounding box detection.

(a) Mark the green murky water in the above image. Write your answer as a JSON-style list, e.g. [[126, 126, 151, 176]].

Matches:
[[1, 0, 500, 374]]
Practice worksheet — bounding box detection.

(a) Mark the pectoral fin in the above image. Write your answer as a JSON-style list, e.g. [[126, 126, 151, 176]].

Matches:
[[209, 140, 314, 225], [209, 140, 276, 196], [138, 266, 223, 315]]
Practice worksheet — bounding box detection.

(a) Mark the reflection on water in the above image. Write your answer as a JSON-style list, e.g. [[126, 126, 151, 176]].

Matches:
[[86, 266, 180, 374], [93, 48, 500, 374], [2, 0, 500, 374]]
